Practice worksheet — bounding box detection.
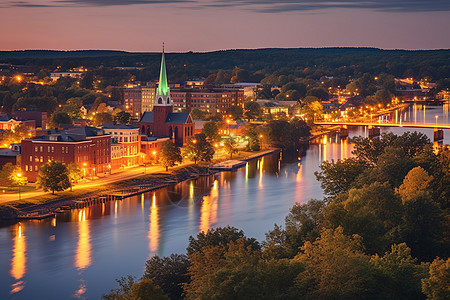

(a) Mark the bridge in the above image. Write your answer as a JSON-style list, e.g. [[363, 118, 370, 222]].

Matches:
[[314, 121, 449, 141]]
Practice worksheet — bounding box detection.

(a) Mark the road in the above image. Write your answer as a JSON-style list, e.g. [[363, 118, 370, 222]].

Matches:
[[0, 162, 191, 204]]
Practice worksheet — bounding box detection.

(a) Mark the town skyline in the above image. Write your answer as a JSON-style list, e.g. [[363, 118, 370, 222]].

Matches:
[[1, 0, 449, 51]]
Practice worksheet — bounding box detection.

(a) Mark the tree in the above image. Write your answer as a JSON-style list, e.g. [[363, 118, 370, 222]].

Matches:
[[114, 111, 131, 124], [2, 124, 29, 146], [315, 158, 371, 197], [295, 227, 379, 299], [370, 243, 428, 300], [187, 226, 260, 256], [201, 121, 220, 143], [184, 133, 214, 164], [244, 101, 262, 121], [223, 137, 238, 159], [226, 106, 243, 120], [0, 163, 27, 189], [67, 163, 82, 191], [92, 112, 113, 126], [36, 161, 71, 194], [422, 257, 450, 300], [159, 140, 182, 171], [48, 112, 71, 128], [243, 126, 260, 151], [102, 276, 169, 300], [397, 166, 433, 203], [143, 254, 190, 300], [306, 87, 329, 101], [189, 108, 207, 120]]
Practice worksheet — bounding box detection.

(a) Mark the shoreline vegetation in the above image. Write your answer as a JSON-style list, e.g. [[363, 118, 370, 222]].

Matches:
[[102, 131, 449, 300], [0, 148, 281, 222]]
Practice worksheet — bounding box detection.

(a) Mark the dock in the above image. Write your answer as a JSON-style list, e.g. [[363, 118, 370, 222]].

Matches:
[[210, 160, 247, 171]]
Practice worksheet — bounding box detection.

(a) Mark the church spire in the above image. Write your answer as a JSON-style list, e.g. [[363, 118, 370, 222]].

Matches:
[[156, 43, 169, 96]]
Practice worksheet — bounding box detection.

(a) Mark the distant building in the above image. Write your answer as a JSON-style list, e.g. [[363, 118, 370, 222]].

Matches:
[[138, 49, 194, 146], [50, 72, 83, 81], [0, 143, 21, 167], [171, 88, 244, 114], [14, 110, 47, 129], [122, 83, 156, 117]]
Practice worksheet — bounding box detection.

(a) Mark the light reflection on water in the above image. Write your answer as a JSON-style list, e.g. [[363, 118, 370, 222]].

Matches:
[[0, 105, 448, 299]]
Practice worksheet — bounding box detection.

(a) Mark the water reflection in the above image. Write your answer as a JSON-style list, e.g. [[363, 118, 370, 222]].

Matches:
[[199, 180, 219, 233], [10, 223, 26, 294], [75, 209, 91, 270], [149, 193, 160, 254]]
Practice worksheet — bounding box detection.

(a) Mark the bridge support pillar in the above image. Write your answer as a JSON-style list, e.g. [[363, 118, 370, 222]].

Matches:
[[340, 125, 349, 138], [368, 126, 380, 138], [434, 128, 443, 142]]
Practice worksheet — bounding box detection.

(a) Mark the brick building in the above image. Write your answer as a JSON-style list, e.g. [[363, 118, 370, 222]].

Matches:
[[171, 88, 244, 114], [20, 127, 111, 182]]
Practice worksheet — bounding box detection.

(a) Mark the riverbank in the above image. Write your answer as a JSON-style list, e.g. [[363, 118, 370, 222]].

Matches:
[[0, 148, 281, 222]]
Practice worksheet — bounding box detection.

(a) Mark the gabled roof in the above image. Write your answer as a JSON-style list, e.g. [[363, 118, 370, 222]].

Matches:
[[139, 111, 154, 123], [165, 112, 190, 124]]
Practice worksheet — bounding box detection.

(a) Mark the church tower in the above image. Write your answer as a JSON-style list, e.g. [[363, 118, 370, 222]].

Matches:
[[153, 44, 173, 128]]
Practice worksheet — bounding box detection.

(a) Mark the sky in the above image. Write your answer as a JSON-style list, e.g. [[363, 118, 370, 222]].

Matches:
[[0, 0, 449, 51]]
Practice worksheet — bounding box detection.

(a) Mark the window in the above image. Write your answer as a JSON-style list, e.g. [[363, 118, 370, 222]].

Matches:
[[35, 146, 38, 152], [40, 156, 43, 162], [35, 165, 38, 171], [25, 165, 28, 171], [40, 146, 43, 152], [29, 156, 32, 162]]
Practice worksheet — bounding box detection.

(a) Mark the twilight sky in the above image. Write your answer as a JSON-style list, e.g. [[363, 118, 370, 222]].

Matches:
[[1, 0, 449, 51]]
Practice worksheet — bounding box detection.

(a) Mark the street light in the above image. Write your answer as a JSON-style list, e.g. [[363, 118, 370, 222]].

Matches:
[[17, 173, 22, 201], [435, 115, 438, 126]]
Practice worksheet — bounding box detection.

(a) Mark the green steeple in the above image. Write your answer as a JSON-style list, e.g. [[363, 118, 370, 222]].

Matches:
[[156, 44, 170, 96]]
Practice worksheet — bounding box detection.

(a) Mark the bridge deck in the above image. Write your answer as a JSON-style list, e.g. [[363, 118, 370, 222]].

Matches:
[[315, 121, 450, 129]]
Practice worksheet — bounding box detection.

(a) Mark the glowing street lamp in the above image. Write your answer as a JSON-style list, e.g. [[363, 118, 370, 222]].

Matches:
[[17, 173, 22, 201], [435, 115, 438, 126]]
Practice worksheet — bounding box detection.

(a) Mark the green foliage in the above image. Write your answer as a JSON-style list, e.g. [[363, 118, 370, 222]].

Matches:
[[265, 119, 310, 150], [67, 163, 82, 189], [351, 132, 431, 164], [306, 87, 329, 101], [93, 112, 113, 126], [422, 257, 450, 300], [295, 227, 379, 299], [264, 200, 325, 259], [2, 124, 29, 145], [243, 126, 260, 151], [159, 140, 182, 171], [223, 137, 238, 159], [187, 226, 260, 256], [201, 121, 220, 143], [243, 101, 262, 121], [48, 112, 71, 128], [184, 133, 214, 164], [189, 108, 208, 120], [397, 166, 433, 203], [0, 163, 26, 187], [370, 243, 428, 300], [315, 158, 371, 197], [143, 254, 190, 300], [102, 276, 169, 300], [36, 161, 71, 194], [114, 111, 131, 124]]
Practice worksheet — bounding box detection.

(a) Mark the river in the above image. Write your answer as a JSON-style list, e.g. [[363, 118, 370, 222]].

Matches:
[[0, 103, 448, 299]]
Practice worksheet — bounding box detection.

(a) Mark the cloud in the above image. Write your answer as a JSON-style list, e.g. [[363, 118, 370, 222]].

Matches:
[[5, 0, 450, 12], [209, 0, 450, 13]]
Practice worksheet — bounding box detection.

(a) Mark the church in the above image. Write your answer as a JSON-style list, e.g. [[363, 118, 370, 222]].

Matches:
[[138, 48, 194, 146]]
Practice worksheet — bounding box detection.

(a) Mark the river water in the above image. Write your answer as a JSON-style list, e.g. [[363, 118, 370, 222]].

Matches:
[[0, 104, 448, 299]]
